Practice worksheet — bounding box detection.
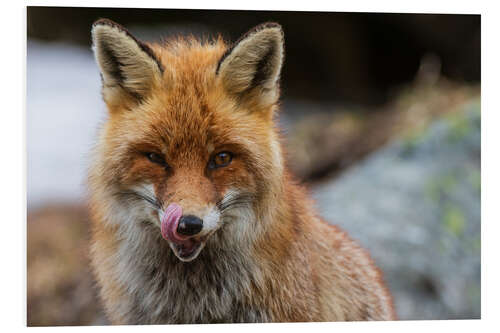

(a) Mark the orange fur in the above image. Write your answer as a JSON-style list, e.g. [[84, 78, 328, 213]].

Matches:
[[88, 19, 396, 324]]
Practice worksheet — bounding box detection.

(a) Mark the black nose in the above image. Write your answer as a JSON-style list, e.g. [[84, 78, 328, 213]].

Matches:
[[177, 215, 203, 236]]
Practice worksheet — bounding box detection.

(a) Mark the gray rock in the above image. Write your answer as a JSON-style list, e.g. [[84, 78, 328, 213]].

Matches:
[[313, 100, 480, 320]]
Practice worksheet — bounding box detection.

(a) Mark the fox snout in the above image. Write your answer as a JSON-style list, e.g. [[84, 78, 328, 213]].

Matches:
[[160, 203, 208, 241], [159, 201, 221, 261], [177, 215, 204, 236]]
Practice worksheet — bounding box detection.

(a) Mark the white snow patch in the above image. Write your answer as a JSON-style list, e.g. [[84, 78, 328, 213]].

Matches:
[[27, 40, 106, 208]]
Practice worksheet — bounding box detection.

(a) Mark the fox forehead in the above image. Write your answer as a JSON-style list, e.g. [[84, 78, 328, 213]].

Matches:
[[162, 39, 226, 77], [151, 38, 228, 108], [112, 94, 252, 156], [109, 55, 272, 156]]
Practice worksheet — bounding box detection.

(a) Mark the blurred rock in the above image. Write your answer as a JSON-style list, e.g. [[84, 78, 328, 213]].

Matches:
[[285, 79, 479, 182], [313, 99, 481, 320]]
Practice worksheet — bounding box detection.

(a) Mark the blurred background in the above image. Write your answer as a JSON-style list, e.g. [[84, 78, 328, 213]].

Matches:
[[26, 7, 480, 325]]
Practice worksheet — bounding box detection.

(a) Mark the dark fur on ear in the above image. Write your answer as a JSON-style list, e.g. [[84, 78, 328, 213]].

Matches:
[[216, 22, 284, 75], [216, 22, 285, 106], [93, 18, 165, 74], [91, 18, 164, 105]]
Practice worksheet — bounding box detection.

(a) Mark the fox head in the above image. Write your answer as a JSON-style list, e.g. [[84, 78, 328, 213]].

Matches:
[[89, 19, 285, 262]]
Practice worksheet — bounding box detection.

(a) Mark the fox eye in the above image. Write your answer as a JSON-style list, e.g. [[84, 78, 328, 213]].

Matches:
[[146, 152, 167, 166], [210, 151, 233, 169]]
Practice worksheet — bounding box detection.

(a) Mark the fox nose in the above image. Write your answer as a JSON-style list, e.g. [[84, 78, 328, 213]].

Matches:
[[177, 215, 203, 236]]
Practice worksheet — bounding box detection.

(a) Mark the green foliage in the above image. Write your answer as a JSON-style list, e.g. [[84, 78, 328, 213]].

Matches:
[[400, 127, 428, 157], [446, 98, 481, 142], [443, 204, 466, 237], [467, 168, 481, 193], [425, 173, 458, 202]]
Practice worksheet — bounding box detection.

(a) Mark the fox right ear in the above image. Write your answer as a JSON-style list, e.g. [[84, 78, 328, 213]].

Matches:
[[216, 23, 284, 108], [91, 19, 163, 107]]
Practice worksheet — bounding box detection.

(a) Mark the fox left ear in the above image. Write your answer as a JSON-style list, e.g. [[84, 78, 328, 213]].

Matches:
[[216, 23, 284, 107], [91, 19, 164, 108]]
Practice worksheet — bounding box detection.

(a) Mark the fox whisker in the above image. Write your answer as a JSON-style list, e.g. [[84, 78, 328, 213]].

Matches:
[[217, 192, 254, 213], [118, 190, 162, 210]]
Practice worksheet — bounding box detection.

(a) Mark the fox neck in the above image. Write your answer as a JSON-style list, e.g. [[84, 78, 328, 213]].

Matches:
[[114, 212, 271, 323]]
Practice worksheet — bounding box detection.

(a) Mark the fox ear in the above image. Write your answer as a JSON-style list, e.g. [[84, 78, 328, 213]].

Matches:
[[216, 23, 284, 107], [91, 19, 163, 106]]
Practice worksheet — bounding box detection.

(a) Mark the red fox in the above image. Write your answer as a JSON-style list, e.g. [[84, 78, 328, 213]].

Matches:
[[88, 18, 396, 324]]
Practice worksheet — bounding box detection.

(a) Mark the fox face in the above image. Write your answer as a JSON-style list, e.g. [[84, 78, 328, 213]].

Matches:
[[90, 19, 285, 262]]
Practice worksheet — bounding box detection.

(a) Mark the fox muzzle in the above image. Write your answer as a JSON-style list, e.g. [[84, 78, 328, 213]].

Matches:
[[177, 215, 203, 236]]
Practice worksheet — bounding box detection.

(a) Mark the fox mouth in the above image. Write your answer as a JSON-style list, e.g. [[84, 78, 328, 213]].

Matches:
[[160, 203, 214, 262], [169, 235, 208, 261]]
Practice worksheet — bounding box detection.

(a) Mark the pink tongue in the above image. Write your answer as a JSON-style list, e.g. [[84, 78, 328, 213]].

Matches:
[[161, 203, 192, 245]]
